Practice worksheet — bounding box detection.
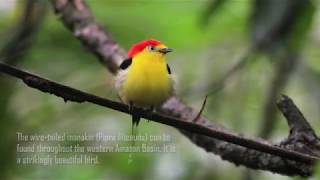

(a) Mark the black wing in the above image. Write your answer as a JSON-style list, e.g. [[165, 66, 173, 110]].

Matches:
[[119, 58, 132, 70], [167, 64, 172, 74]]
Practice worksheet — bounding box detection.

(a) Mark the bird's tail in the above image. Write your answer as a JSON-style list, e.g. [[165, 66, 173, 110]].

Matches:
[[128, 103, 140, 163], [131, 111, 140, 147]]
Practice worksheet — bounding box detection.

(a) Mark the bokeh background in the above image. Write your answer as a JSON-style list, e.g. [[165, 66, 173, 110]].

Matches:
[[1, 0, 320, 179]]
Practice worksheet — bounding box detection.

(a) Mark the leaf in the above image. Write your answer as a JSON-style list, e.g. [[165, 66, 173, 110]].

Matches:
[[287, 0, 316, 51], [201, 0, 228, 26], [315, 162, 320, 179], [250, 0, 316, 52]]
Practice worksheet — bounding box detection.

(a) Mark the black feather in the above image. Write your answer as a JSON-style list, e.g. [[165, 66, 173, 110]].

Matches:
[[167, 64, 171, 74], [120, 58, 132, 70]]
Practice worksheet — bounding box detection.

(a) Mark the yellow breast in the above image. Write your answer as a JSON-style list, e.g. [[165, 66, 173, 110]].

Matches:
[[121, 52, 172, 107]]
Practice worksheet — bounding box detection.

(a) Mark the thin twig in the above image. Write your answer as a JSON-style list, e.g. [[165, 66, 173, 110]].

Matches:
[[192, 95, 208, 123]]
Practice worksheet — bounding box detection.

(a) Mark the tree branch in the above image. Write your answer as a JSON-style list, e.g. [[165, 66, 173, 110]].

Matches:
[[242, 53, 300, 180], [1, 61, 319, 176], [50, 0, 125, 74], [4, 0, 311, 176]]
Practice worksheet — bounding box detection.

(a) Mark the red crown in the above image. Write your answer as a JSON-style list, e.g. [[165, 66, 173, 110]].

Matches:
[[128, 39, 162, 58]]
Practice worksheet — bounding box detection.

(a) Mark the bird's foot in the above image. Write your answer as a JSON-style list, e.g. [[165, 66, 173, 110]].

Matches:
[[145, 106, 155, 122]]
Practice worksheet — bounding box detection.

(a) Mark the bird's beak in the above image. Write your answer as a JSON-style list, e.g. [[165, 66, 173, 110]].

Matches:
[[158, 48, 173, 54]]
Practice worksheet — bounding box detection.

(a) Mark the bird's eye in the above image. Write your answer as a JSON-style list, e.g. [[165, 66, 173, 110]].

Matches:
[[148, 45, 156, 51]]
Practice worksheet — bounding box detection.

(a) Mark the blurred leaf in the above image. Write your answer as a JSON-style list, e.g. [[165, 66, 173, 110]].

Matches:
[[250, 0, 316, 52], [315, 162, 320, 179], [201, 0, 228, 26], [287, 1, 316, 51]]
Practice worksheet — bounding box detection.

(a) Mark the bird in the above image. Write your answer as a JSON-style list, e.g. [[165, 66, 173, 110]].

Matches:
[[115, 39, 174, 139]]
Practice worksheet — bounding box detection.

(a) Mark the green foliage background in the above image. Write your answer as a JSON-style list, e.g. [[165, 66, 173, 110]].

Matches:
[[0, 0, 320, 179]]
